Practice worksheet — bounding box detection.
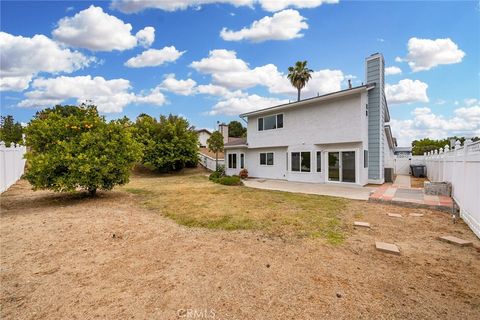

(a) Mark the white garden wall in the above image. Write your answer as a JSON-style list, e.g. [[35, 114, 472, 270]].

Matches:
[[0, 142, 27, 193], [424, 140, 480, 238], [198, 153, 224, 172]]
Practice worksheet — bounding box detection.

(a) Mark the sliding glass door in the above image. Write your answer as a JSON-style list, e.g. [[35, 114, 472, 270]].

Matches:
[[328, 151, 356, 183]]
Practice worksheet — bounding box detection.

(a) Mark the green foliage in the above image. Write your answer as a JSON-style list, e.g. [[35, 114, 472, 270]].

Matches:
[[24, 105, 142, 195], [217, 176, 242, 186], [412, 136, 480, 155], [0, 115, 23, 146], [134, 114, 199, 172], [287, 60, 313, 101], [209, 171, 222, 181], [228, 120, 247, 137], [207, 131, 224, 170]]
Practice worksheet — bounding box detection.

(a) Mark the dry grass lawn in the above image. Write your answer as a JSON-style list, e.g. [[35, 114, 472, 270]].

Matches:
[[1, 167, 479, 319]]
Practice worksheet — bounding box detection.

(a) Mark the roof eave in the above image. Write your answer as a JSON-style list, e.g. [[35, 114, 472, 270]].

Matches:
[[240, 84, 374, 118]]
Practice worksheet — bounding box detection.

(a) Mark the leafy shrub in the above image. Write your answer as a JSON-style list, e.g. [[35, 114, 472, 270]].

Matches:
[[217, 176, 242, 186], [239, 169, 248, 179], [209, 171, 222, 181], [24, 105, 142, 196], [133, 114, 198, 172], [215, 164, 225, 175]]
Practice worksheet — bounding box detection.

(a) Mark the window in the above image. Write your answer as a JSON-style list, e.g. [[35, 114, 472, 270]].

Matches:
[[364, 150, 368, 168], [291, 152, 311, 172], [240, 154, 245, 169], [316, 151, 321, 172], [258, 114, 283, 131], [301, 152, 311, 172], [260, 152, 274, 166], [291, 152, 300, 172], [228, 153, 237, 169]]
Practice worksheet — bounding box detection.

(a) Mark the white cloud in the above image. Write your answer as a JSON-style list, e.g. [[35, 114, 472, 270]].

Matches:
[[209, 93, 288, 115], [385, 79, 429, 104], [259, 0, 338, 12], [52, 5, 154, 51], [111, 0, 338, 13], [401, 37, 465, 72], [159, 74, 197, 95], [220, 9, 308, 42], [391, 104, 480, 146], [196, 84, 245, 98], [125, 46, 185, 68], [0, 32, 93, 91], [18, 75, 166, 113], [385, 66, 402, 76], [190, 49, 344, 98], [135, 26, 155, 47]]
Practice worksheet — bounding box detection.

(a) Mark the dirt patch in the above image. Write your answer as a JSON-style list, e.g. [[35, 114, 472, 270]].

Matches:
[[411, 176, 428, 188], [1, 170, 479, 319]]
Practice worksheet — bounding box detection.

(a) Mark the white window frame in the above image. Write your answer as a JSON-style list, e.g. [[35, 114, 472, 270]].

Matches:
[[290, 151, 311, 173], [258, 114, 283, 131], [259, 152, 274, 166], [228, 153, 237, 169]]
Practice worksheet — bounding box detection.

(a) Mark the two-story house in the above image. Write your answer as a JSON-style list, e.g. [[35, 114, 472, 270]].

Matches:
[[224, 53, 395, 186]]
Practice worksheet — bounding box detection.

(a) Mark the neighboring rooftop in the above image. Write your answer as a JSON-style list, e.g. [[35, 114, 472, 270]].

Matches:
[[196, 129, 212, 134], [395, 147, 412, 153]]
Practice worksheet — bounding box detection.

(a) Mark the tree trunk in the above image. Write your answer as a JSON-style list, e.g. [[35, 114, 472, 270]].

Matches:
[[297, 87, 301, 101], [88, 188, 97, 197]]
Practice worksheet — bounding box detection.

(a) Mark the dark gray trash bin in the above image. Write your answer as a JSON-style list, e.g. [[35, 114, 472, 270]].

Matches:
[[410, 165, 426, 178]]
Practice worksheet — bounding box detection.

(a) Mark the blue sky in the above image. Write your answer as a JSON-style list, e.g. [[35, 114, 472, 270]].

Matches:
[[1, 0, 479, 145]]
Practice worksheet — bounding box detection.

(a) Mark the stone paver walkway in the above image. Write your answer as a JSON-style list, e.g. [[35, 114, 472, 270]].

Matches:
[[369, 183, 453, 211]]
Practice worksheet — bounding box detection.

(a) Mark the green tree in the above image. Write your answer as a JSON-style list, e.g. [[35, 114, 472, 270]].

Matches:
[[0, 115, 23, 145], [134, 114, 199, 172], [228, 120, 247, 138], [24, 105, 142, 196], [287, 60, 313, 101], [207, 131, 224, 170], [411, 136, 480, 155]]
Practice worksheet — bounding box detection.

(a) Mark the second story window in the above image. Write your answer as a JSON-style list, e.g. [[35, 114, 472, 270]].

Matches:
[[258, 114, 283, 131]]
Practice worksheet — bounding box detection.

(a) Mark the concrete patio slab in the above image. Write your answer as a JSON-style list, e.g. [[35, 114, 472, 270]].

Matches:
[[354, 221, 371, 228], [439, 236, 473, 247], [375, 241, 400, 255], [243, 179, 374, 200], [393, 174, 411, 188]]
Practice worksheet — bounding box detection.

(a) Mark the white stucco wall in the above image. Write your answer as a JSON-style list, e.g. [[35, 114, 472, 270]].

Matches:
[[246, 93, 367, 148], [198, 131, 211, 147]]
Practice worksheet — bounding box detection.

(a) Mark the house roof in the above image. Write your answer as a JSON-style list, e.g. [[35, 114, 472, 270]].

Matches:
[[224, 137, 247, 148], [395, 147, 412, 152], [239, 84, 375, 118], [196, 129, 212, 135], [199, 147, 224, 159], [384, 125, 396, 150]]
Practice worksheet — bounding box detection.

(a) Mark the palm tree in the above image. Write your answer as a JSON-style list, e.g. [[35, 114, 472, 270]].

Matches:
[[287, 61, 313, 101]]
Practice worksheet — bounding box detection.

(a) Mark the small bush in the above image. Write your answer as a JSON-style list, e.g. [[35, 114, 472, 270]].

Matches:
[[209, 171, 222, 181], [239, 169, 248, 179], [218, 176, 242, 186]]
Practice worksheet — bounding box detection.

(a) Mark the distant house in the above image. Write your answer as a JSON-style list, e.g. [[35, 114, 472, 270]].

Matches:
[[394, 146, 412, 157], [196, 129, 212, 148], [224, 53, 396, 186]]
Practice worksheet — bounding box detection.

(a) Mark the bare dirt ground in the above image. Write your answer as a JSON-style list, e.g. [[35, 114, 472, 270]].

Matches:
[[1, 172, 479, 319]]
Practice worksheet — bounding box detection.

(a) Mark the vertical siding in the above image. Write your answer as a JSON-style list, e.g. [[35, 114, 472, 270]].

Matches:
[[366, 54, 385, 182]]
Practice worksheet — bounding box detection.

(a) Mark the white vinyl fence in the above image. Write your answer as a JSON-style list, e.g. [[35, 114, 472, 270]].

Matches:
[[0, 141, 27, 193], [198, 153, 224, 172], [424, 139, 480, 238]]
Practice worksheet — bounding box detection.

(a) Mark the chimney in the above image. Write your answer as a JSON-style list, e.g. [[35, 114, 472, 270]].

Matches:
[[365, 53, 386, 182], [218, 123, 229, 144], [348, 79, 352, 89]]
